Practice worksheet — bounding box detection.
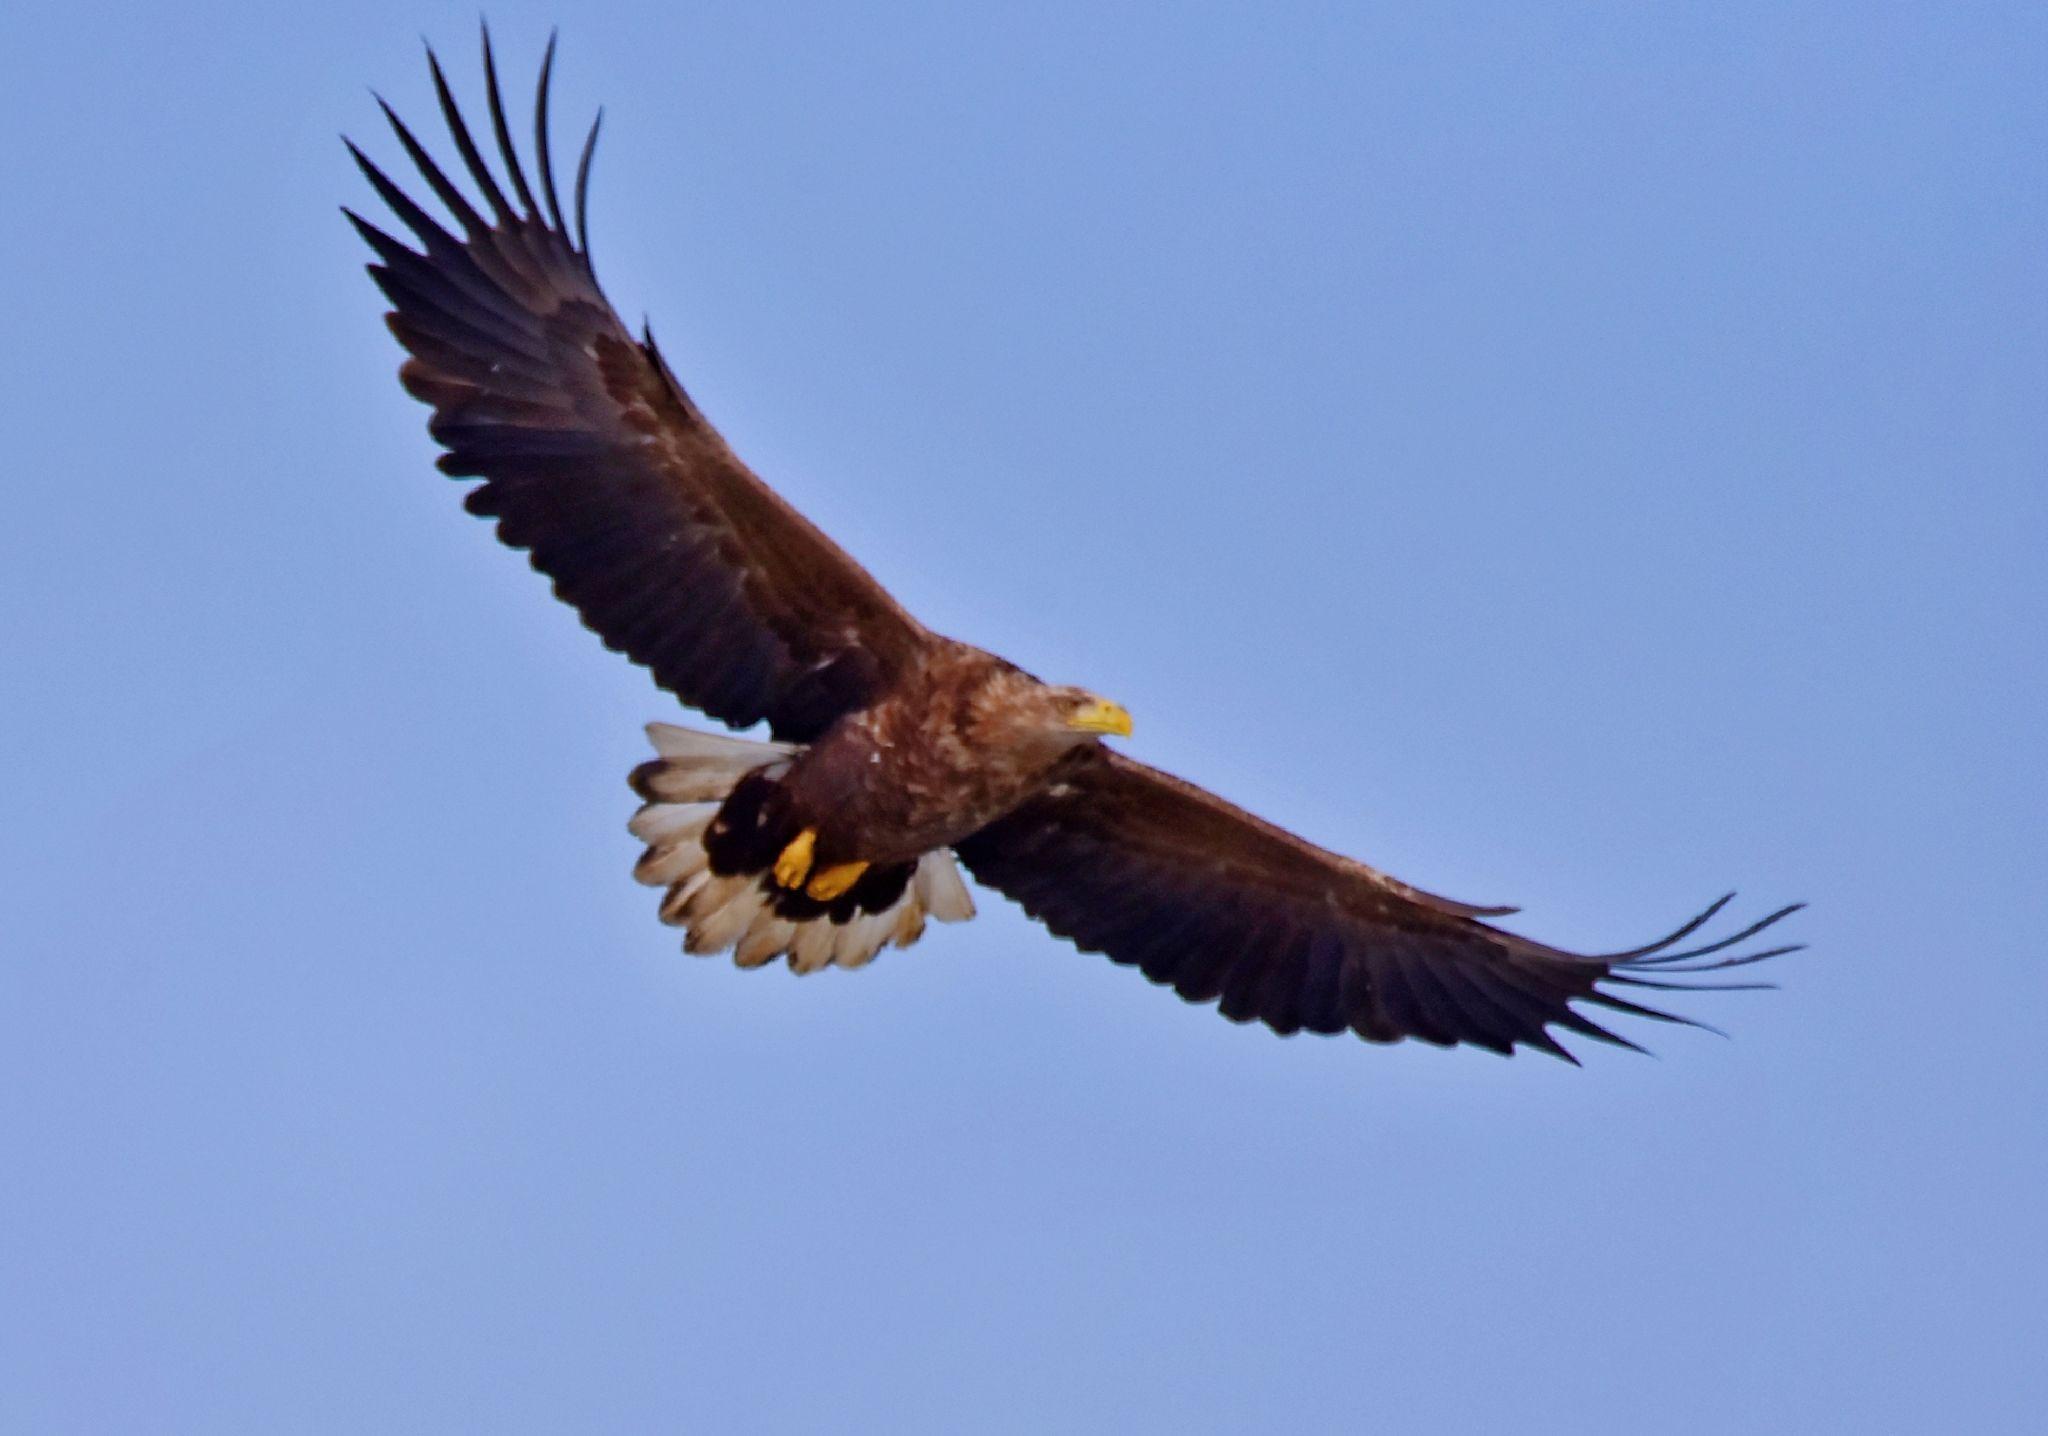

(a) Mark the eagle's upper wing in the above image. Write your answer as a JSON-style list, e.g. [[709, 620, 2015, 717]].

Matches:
[[347, 35, 929, 742], [954, 749, 1801, 1059]]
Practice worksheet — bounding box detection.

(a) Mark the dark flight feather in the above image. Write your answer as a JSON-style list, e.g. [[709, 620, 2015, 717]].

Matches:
[[349, 29, 931, 742], [956, 749, 1802, 1057]]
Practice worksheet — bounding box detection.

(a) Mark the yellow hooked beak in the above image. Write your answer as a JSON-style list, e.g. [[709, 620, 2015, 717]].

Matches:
[[1065, 696, 1134, 738]]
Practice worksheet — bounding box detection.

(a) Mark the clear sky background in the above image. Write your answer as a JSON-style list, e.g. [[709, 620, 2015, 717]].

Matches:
[[4, 2, 2043, 1431]]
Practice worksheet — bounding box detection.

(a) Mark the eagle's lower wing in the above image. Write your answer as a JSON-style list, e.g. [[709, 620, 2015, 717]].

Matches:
[[954, 750, 1800, 1059], [348, 34, 929, 742]]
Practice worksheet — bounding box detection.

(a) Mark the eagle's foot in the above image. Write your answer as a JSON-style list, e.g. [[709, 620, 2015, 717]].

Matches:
[[805, 860, 870, 902], [773, 828, 817, 889]]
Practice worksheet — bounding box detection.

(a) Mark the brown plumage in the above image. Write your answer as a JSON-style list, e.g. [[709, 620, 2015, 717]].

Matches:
[[349, 30, 1802, 1059]]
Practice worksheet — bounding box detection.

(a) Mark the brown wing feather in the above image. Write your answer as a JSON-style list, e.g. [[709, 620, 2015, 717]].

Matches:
[[347, 31, 929, 741], [954, 749, 1802, 1060]]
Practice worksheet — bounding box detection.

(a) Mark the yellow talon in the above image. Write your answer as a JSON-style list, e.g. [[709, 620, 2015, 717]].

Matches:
[[805, 860, 870, 902], [773, 828, 817, 889]]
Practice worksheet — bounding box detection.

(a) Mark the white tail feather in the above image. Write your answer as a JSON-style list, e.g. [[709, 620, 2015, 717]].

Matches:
[[629, 799, 717, 846], [890, 904, 927, 949], [647, 721, 796, 764], [658, 869, 712, 925], [735, 914, 798, 969], [632, 800, 716, 886], [639, 722, 795, 802], [788, 918, 839, 974], [630, 723, 977, 974], [688, 880, 770, 954], [633, 840, 705, 888], [914, 852, 977, 923], [831, 907, 896, 969]]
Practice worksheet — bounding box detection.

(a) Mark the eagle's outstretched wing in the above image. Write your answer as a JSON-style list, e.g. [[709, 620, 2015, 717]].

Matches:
[[955, 749, 1802, 1059], [347, 32, 930, 742]]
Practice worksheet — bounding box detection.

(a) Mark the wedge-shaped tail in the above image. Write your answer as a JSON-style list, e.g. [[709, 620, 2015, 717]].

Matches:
[[629, 723, 974, 973]]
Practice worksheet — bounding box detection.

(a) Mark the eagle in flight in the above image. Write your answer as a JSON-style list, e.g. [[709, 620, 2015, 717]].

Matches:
[[347, 31, 1801, 1062]]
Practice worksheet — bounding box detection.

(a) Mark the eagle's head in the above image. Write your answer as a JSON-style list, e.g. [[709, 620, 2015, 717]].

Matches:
[[1050, 687, 1134, 740]]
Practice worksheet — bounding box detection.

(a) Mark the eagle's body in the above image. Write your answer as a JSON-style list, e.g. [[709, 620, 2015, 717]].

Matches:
[[348, 31, 1801, 1060], [772, 644, 1099, 869], [625, 645, 1122, 971]]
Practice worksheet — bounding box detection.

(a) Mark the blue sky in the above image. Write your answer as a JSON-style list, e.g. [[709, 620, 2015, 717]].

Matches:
[[4, 2, 2043, 1430]]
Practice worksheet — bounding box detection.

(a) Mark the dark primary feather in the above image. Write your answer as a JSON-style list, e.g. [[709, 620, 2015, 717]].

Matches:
[[348, 28, 930, 742], [955, 749, 1803, 1060]]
